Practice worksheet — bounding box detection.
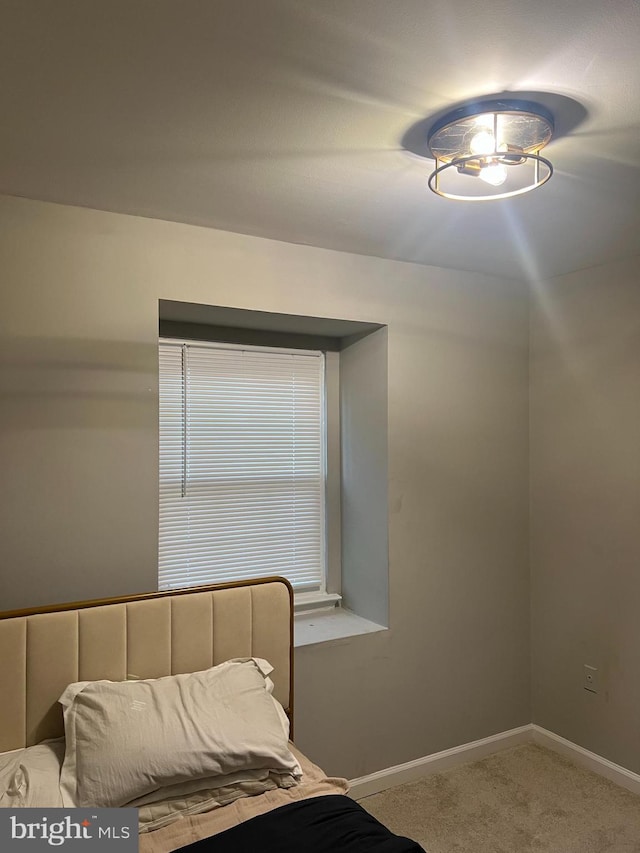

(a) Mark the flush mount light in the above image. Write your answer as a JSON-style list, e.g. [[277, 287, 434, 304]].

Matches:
[[427, 99, 554, 201]]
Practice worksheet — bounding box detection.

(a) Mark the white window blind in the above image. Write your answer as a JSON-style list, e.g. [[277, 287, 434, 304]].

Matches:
[[159, 340, 326, 592]]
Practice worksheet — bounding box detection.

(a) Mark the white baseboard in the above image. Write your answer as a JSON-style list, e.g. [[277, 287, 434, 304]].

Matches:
[[348, 725, 532, 800], [348, 722, 640, 800], [531, 725, 640, 797]]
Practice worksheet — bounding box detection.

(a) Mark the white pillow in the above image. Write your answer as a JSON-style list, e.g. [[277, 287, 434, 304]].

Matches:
[[59, 658, 301, 809], [0, 739, 65, 808]]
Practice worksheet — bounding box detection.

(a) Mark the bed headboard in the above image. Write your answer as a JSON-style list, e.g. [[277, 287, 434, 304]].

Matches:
[[0, 576, 294, 754]]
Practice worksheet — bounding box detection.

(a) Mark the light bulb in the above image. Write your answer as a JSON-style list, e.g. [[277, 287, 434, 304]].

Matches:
[[469, 130, 496, 155], [479, 162, 508, 187]]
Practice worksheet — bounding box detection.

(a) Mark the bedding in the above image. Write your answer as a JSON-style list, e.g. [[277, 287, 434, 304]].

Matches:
[[0, 741, 323, 835], [59, 657, 301, 809], [134, 767, 301, 833], [172, 796, 424, 853], [139, 746, 349, 853]]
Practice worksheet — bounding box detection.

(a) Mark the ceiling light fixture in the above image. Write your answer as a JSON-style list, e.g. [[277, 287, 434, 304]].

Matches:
[[427, 99, 554, 201]]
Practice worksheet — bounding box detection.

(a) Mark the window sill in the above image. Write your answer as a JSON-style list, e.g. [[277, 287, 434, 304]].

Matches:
[[294, 591, 342, 614], [294, 607, 387, 648]]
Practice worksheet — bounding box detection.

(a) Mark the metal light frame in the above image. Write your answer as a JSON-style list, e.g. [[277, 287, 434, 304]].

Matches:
[[427, 99, 554, 201]]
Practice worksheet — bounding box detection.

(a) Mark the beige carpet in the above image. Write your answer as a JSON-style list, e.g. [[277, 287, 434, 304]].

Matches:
[[360, 744, 640, 852]]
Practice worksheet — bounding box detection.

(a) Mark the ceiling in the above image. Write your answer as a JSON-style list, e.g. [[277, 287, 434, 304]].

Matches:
[[1, 0, 639, 280]]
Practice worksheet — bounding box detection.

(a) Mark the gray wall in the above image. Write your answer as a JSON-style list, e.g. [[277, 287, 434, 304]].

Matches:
[[0, 194, 530, 779], [530, 256, 640, 775]]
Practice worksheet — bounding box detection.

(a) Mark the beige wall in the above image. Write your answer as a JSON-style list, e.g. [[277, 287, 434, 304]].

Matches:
[[0, 194, 530, 779], [530, 257, 640, 775]]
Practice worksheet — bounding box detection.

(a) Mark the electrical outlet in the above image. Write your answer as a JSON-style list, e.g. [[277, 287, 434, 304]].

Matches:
[[584, 664, 599, 694]]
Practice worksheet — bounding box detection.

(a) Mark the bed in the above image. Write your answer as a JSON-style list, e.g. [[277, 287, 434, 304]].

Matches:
[[0, 576, 423, 852]]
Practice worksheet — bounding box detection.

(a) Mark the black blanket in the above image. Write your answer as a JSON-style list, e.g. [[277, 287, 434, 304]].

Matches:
[[177, 795, 424, 853]]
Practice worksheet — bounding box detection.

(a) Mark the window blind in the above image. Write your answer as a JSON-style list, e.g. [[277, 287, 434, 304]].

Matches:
[[159, 340, 326, 592]]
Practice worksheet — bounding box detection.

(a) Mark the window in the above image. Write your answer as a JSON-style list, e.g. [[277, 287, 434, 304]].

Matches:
[[158, 340, 327, 595]]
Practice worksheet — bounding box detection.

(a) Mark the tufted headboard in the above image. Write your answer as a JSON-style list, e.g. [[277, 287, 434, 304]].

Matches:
[[0, 577, 294, 754]]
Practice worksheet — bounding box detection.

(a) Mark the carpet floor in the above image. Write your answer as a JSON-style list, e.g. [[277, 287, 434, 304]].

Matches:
[[360, 743, 640, 852]]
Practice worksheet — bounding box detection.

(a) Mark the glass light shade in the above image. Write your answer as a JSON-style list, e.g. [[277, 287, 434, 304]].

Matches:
[[427, 99, 554, 200]]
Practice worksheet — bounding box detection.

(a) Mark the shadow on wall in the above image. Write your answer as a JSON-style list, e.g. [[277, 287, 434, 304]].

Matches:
[[0, 336, 158, 429]]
